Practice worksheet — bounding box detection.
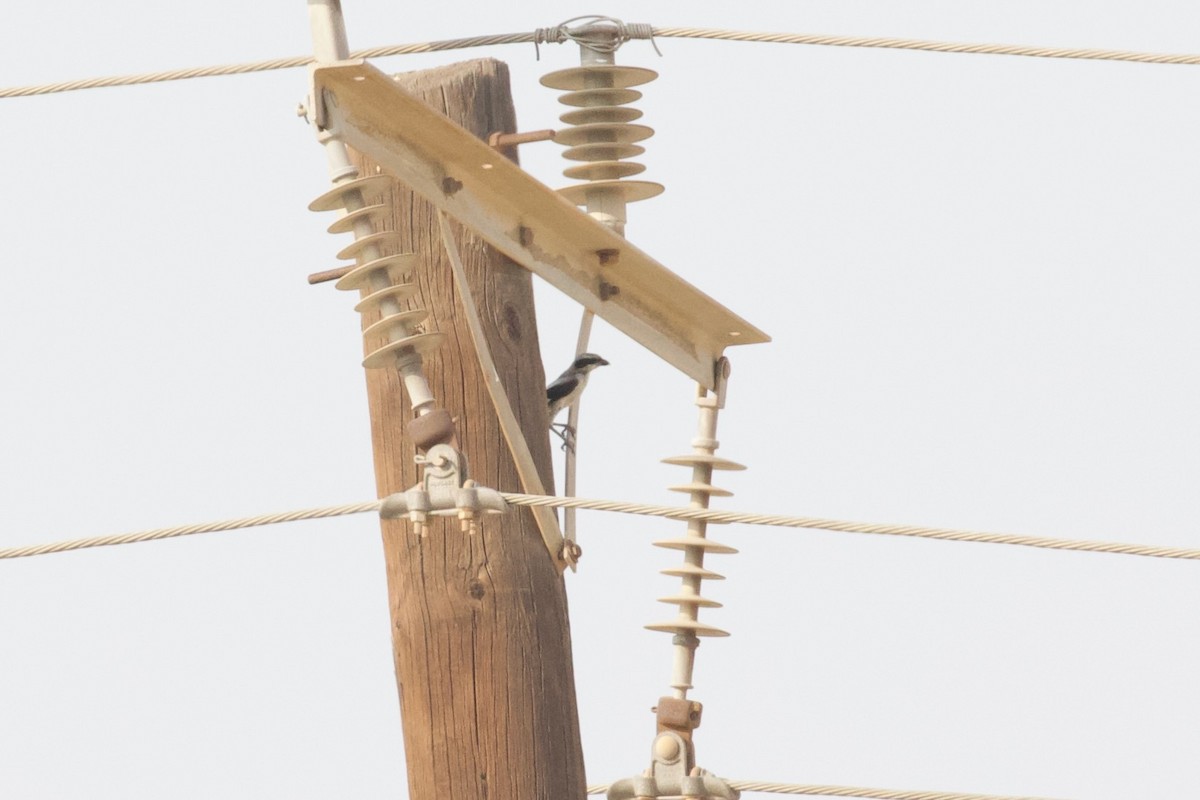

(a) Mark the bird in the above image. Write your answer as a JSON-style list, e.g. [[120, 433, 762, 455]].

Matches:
[[547, 353, 609, 449]]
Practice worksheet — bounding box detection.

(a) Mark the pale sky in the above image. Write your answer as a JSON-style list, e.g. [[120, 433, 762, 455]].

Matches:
[[3, 2, 1200, 798]]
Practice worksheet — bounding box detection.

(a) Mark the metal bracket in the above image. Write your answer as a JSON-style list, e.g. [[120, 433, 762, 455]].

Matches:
[[605, 697, 738, 800], [378, 443, 508, 536], [306, 63, 339, 132], [655, 695, 703, 776], [605, 727, 739, 800], [712, 357, 731, 410], [308, 59, 769, 390]]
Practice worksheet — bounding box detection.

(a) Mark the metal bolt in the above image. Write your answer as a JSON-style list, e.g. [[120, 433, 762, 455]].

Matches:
[[596, 248, 620, 266], [653, 734, 680, 762]]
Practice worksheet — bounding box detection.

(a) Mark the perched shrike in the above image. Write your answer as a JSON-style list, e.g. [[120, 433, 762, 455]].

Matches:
[[547, 353, 609, 447]]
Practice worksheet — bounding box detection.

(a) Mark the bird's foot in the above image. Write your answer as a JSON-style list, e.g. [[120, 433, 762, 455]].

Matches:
[[550, 422, 577, 453]]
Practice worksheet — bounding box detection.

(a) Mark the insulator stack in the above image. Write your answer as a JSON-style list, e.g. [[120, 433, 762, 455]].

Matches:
[[540, 64, 663, 234], [646, 435, 746, 696], [308, 176, 445, 404]]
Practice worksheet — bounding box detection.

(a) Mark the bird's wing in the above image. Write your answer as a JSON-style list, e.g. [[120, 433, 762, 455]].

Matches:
[[546, 373, 581, 406]]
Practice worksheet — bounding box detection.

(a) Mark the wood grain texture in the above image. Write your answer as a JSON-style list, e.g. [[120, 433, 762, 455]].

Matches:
[[348, 59, 585, 800]]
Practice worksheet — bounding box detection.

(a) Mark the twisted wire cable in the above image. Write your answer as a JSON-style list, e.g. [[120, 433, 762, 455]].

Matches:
[[4, 25, 1200, 99], [586, 780, 1065, 799], [0, 501, 380, 560], [499, 492, 1200, 563], [2, 491, 1197, 564], [0, 32, 538, 98], [653, 26, 1200, 66]]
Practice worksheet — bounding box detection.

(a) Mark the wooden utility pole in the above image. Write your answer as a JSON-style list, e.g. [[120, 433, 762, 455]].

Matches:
[[346, 59, 586, 800]]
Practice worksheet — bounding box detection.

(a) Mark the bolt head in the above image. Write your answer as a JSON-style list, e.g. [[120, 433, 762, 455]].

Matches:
[[653, 734, 680, 762]]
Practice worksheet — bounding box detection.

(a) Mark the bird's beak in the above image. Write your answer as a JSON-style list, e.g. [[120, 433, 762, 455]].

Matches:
[[598, 357, 610, 366]]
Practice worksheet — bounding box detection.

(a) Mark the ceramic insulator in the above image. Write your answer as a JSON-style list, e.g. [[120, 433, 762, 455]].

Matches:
[[645, 452, 746, 646], [309, 177, 444, 411], [540, 64, 663, 234]]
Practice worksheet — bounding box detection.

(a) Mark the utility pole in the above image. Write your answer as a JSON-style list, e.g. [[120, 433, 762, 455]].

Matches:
[[335, 59, 586, 800], [306, 9, 765, 797], [357, 60, 584, 799]]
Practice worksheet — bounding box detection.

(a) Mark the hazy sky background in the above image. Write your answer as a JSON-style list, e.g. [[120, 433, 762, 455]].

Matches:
[[3, 2, 1200, 798]]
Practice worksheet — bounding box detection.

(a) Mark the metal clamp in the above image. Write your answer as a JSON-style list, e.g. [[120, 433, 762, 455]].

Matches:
[[605, 724, 739, 800], [379, 444, 508, 536]]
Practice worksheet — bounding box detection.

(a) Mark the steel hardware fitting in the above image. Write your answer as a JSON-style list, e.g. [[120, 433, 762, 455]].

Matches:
[[378, 444, 508, 537]]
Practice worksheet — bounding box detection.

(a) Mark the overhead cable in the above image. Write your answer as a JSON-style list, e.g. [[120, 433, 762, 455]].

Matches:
[[3, 25, 1200, 100], [587, 778, 1066, 800], [500, 492, 1200, 563], [0, 501, 380, 560], [0, 32, 536, 99], [2, 492, 1198, 565], [654, 27, 1200, 66]]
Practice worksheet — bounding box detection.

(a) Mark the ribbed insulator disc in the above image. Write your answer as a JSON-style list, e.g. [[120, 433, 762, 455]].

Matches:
[[562, 161, 646, 181], [558, 106, 643, 126], [558, 180, 664, 206], [645, 619, 730, 637], [353, 283, 419, 313], [327, 204, 390, 234], [661, 564, 726, 580], [561, 142, 646, 163], [554, 122, 654, 147], [653, 537, 738, 555], [557, 87, 642, 108], [662, 454, 748, 471], [335, 231, 404, 262], [657, 593, 723, 609], [362, 309, 430, 341], [540, 65, 658, 91], [668, 482, 733, 498], [334, 254, 419, 292], [308, 174, 394, 212], [362, 332, 447, 369]]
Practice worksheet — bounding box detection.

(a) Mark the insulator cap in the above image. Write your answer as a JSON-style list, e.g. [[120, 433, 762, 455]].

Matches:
[[667, 482, 733, 498], [560, 170, 661, 205], [653, 536, 738, 555], [561, 179, 663, 204], [560, 142, 646, 163], [353, 282, 419, 312], [559, 106, 643, 126], [540, 65, 658, 91], [362, 309, 430, 341], [334, 254, 419, 292], [558, 180, 664, 206], [335, 231, 404, 262], [327, 203, 390, 234], [662, 454, 748, 471], [657, 593, 723, 609], [562, 161, 646, 181], [362, 332, 447, 369], [661, 564, 726, 580], [645, 619, 730, 637], [308, 174, 394, 212], [557, 87, 642, 108], [554, 122, 655, 147]]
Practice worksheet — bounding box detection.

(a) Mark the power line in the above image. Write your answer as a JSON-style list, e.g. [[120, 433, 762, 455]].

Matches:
[[0, 501, 380, 560], [3, 491, 1199, 564], [4, 24, 1200, 99], [587, 779, 1066, 800], [500, 492, 1200, 563], [0, 32, 536, 99], [655, 26, 1200, 66]]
